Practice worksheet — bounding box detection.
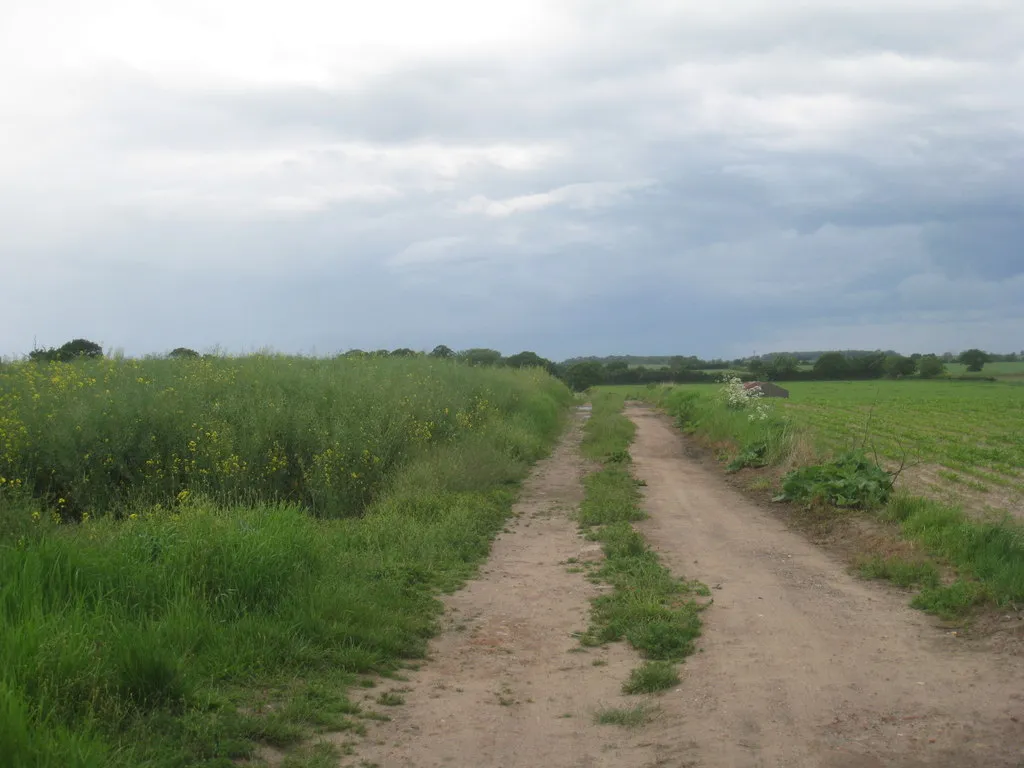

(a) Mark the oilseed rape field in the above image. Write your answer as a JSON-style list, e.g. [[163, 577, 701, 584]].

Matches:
[[0, 355, 571, 767]]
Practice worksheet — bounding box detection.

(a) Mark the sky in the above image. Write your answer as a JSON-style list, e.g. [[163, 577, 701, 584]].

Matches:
[[2, 0, 1022, 361]]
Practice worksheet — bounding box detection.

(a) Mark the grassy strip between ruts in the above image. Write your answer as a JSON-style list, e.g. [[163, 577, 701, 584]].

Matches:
[[576, 391, 708, 700], [644, 385, 1024, 622], [0, 361, 572, 768]]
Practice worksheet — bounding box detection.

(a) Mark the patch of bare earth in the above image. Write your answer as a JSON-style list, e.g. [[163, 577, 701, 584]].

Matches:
[[346, 413, 680, 768], [624, 404, 1024, 767]]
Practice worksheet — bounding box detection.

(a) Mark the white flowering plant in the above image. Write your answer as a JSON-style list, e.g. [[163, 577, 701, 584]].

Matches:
[[719, 376, 771, 422]]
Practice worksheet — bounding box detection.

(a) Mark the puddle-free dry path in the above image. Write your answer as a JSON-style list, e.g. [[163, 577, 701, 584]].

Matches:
[[349, 406, 1024, 767]]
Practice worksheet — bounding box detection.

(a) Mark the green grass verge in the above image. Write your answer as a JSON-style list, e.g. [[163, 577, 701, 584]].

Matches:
[[0, 364, 572, 767], [858, 555, 941, 589], [881, 494, 1024, 619], [577, 390, 707, 691]]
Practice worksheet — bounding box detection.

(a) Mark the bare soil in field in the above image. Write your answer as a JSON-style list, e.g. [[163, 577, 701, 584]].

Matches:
[[348, 406, 1024, 768]]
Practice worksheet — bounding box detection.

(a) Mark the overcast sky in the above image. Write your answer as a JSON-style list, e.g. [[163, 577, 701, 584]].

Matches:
[[2, 0, 1022, 360]]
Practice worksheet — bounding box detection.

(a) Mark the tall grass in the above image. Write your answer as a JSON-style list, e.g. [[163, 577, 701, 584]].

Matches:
[[0, 357, 571, 767]]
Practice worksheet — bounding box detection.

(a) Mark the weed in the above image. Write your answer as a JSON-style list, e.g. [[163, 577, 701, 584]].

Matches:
[[495, 684, 516, 706], [774, 452, 892, 509], [622, 662, 679, 695], [375, 692, 405, 707], [593, 704, 656, 727], [726, 442, 769, 473]]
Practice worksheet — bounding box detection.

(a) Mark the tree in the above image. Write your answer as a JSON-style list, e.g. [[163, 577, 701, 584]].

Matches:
[[917, 354, 945, 378], [883, 354, 917, 378], [459, 348, 503, 367], [812, 352, 850, 380], [563, 361, 605, 392], [765, 354, 799, 381], [958, 348, 989, 372], [505, 351, 554, 371], [429, 345, 454, 359], [30, 338, 104, 363], [847, 351, 887, 379], [390, 348, 416, 357], [168, 347, 200, 359], [605, 360, 630, 373]]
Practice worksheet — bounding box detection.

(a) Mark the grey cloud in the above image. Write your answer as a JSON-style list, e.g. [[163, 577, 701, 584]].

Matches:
[[2, 0, 1023, 358]]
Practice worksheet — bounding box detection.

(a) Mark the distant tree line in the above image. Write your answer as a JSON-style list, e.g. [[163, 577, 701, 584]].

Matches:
[[16, 339, 1016, 392], [27, 339, 104, 362]]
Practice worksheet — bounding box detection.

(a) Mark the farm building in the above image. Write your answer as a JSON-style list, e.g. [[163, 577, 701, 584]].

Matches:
[[743, 381, 790, 398]]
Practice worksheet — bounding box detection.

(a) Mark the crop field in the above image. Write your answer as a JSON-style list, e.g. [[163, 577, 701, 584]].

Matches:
[[0, 355, 571, 767], [778, 381, 1023, 509], [645, 378, 1023, 516]]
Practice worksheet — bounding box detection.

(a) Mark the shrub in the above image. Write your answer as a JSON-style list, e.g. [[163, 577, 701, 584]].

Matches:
[[958, 349, 989, 373], [719, 376, 770, 422], [917, 354, 945, 378], [564, 361, 605, 392], [28, 339, 104, 363]]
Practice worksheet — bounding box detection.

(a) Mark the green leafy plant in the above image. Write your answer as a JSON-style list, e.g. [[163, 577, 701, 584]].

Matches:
[[773, 452, 892, 508], [726, 442, 769, 473]]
